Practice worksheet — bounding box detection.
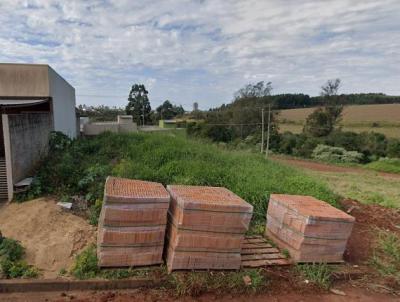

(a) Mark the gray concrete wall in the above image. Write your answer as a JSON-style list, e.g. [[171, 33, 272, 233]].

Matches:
[[83, 116, 138, 136], [7, 113, 53, 183], [83, 122, 119, 135], [48, 66, 77, 138], [0, 63, 50, 97]]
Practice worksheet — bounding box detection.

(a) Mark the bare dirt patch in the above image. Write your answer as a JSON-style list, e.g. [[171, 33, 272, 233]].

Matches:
[[341, 199, 400, 264], [0, 197, 96, 278]]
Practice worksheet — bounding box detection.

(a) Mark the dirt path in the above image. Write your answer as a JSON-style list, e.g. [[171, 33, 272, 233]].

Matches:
[[1, 286, 398, 302], [272, 156, 400, 179], [0, 198, 96, 278]]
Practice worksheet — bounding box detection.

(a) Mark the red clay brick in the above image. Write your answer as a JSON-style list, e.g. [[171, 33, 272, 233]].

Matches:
[[165, 246, 241, 272], [269, 194, 355, 222], [104, 177, 170, 204], [265, 194, 354, 263], [166, 223, 244, 252], [97, 245, 163, 267], [165, 185, 253, 271], [100, 203, 168, 227]]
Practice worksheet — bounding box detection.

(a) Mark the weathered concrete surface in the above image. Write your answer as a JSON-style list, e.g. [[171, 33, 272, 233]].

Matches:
[[48, 66, 77, 138], [0, 63, 77, 138], [7, 113, 52, 183], [0, 63, 49, 97], [83, 115, 138, 136]]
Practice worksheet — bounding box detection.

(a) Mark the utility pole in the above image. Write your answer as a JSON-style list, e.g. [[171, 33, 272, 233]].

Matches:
[[142, 100, 145, 126], [261, 108, 264, 153], [265, 103, 271, 159]]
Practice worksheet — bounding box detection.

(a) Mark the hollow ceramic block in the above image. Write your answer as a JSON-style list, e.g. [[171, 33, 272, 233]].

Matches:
[[104, 176, 170, 205], [100, 203, 169, 227], [167, 185, 253, 233], [98, 224, 166, 246], [165, 246, 242, 272], [166, 222, 244, 253], [265, 194, 355, 263], [97, 245, 163, 267]]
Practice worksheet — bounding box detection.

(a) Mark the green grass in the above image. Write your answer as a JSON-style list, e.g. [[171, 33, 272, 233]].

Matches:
[[366, 158, 400, 174], [22, 131, 338, 223], [306, 170, 400, 208], [296, 263, 334, 289], [370, 230, 400, 285], [167, 269, 265, 297]]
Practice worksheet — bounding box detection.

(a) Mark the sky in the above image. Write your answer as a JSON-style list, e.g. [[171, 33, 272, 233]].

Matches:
[[1, 0, 399, 110]]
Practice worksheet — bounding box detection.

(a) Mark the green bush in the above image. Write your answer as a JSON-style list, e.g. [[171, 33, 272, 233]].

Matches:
[[0, 237, 38, 278], [312, 144, 363, 163], [88, 199, 103, 226], [0, 238, 25, 262], [71, 245, 99, 279]]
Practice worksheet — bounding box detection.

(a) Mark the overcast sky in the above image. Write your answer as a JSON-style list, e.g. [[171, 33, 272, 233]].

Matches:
[[1, 0, 399, 110]]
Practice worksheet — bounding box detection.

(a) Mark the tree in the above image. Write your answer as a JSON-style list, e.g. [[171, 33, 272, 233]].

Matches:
[[126, 84, 151, 125], [155, 100, 185, 120], [234, 81, 273, 99], [304, 79, 343, 137]]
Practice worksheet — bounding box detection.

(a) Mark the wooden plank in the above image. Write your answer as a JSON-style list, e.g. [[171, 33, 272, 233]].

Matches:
[[241, 247, 280, 255], [241, 243, 273, 249], [244, 235, 262, 239], [242, 259, 291, 267], [243, 238, 267, 244], [241, 253, 285, 261]]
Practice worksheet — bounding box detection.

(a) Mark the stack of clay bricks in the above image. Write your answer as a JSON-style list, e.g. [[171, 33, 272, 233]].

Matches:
[[97, 177, 170, 267], [265, 194, 355, 263], [165, 185, 253, 272]]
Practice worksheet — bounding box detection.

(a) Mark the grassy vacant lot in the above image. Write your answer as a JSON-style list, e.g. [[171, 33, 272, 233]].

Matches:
[[304, 170, 400, 208], [279, 104, 400, 138], [27, 131, 337, 223]]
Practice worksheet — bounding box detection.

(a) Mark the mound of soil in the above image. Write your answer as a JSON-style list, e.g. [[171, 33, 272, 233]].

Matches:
[[0, 198, 96, 278], [341, 199, 400, 264]]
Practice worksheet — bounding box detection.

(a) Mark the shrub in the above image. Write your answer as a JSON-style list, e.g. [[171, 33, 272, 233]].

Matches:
[[88, 199, 103, 226], [0, 238, 25, 262], [387, 139, 400, 158], [312, 144, 363, 163], [0, 237, 38, 278], [71, 245, 99, 279], [49, 131, 72, 152]]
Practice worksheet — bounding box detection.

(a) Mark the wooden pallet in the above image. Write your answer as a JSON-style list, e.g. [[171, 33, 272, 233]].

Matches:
[[241, 235, 292, 267]]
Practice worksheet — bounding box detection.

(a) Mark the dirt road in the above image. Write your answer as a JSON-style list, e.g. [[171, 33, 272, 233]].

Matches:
[[1, 286, 398, 302]]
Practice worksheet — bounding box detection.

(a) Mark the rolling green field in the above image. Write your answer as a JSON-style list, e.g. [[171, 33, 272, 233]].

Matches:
[[279, 104, 400, 138]]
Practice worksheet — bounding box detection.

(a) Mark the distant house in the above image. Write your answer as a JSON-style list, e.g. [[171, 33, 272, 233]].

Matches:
[[159, 119, 178, 129], [0, 63, 77, 201]]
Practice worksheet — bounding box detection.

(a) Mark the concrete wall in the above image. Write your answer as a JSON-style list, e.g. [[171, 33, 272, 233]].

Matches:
[[83, 122, 119, 136], [6, 113, 52, 183], [0, 63, 49, 97], [83, 116, 137, 136], [48, 66, 77, 138]]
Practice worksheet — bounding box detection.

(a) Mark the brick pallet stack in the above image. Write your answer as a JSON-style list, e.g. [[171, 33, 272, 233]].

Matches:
[[265, 194, 355, 263], [165, 185, 253, 272], [97, 177, 170, 267]]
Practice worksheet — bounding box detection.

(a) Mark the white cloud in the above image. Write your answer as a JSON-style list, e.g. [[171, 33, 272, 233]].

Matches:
[[0, 0, 399, 109]]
